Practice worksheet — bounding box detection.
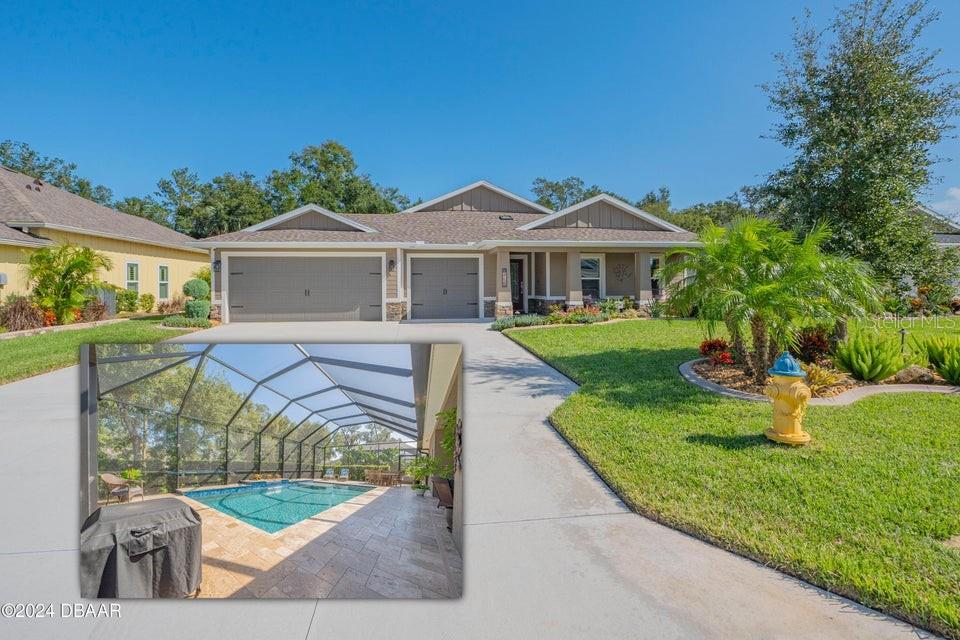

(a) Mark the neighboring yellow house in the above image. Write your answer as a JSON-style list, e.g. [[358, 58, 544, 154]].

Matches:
[[0, 166, 206, 304]]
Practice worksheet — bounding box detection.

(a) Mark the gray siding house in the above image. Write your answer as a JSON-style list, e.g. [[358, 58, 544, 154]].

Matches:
[[192, 181, 698, 322]]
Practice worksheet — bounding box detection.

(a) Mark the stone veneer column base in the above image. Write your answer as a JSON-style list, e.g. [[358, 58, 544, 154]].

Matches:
[[386, 301, 407, 321], [210, 301, 222, 321], [494, 302, 514, 319]]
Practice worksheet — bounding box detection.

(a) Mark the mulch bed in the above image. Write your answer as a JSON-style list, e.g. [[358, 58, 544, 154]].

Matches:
[[694, 360, 951, 398]]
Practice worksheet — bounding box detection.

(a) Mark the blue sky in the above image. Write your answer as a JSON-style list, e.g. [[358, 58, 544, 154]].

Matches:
[[2, 1, 959, 215]]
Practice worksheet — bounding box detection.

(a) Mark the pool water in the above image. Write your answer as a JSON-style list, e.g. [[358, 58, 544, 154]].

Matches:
[[184, 480, 373, 533]]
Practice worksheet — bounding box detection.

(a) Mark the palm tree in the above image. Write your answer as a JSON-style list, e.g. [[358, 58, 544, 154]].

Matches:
[[24, 243, 112, 324], [664, 217, 881, 385]]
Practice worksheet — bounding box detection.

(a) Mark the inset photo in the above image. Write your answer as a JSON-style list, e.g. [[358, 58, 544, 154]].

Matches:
[[79, 342, 462, 599]]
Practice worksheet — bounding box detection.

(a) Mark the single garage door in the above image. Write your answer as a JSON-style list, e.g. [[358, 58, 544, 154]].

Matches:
[[227, 256, 382, 322], [410, 257, 479, 319]]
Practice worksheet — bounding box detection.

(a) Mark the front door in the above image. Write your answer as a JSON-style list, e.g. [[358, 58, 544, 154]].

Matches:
[[510, 258, 525, 313]]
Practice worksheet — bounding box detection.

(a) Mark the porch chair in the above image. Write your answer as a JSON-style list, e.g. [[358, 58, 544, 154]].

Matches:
[[338, 468, 350, 481], [100, 473, 144, 504], [323, 468, 335, 480]]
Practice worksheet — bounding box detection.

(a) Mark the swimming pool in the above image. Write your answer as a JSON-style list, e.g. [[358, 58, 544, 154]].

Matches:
[[184, 480, 373, 533]]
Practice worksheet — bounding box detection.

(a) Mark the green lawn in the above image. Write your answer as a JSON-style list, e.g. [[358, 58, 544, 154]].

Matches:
[[508, 319, 960, 638], [0, 317, 196, 385]]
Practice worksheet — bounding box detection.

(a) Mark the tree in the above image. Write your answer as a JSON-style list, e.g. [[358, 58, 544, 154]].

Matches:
[[663, 217, 881, 384], [155, 168, 205, 234], [0, 140, 114, 205], [531, 176, 631, 210], [266, 141, 409, 214], [761, 0, 960, 292], [24, 244, 112, 323], [114, 196, 171, 226]]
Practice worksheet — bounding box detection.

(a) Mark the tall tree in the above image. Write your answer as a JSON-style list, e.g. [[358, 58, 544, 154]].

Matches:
[[155, 168, 205, 234], [267, 141, 409, 214], [761, 0, 960, 292], [0, 140, 114, 205], [114, 196, 171, 226], [531, 176, 630, 210]]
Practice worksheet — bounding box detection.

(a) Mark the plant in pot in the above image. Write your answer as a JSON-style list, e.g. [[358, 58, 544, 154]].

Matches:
[[407, 456, 451, 496]]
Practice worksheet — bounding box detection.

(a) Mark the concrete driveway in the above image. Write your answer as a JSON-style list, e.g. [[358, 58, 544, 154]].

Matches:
[[0, 321, 929, 639]]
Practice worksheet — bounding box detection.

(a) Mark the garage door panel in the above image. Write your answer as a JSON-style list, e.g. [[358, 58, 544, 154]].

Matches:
[[228, 256, 382, 322], [410, 257, 479, 319]]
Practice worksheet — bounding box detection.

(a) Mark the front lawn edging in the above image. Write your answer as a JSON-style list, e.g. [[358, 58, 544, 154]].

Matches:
[[679, 358, 960, 406], [0, 317, 127, 341]]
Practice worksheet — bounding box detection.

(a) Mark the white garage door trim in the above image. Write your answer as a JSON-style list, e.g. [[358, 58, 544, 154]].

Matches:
[[405, 252, 484, 320], [221, 251, 388, 323]]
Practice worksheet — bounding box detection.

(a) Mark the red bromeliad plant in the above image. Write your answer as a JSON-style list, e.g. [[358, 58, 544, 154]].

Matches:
[[699, 338, 730, 356], [709, 351, 735, 366]]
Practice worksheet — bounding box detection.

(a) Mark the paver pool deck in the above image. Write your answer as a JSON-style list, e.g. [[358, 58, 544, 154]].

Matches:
[[0, 321, 931, 639]]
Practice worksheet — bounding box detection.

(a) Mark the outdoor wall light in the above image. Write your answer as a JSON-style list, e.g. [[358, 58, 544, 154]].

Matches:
[[212, 260, 221, 273], [388, 259, 396, 270], [501, 267, 508, 288]]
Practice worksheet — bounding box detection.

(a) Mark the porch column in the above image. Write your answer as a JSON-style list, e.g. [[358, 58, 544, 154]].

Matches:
[[636, 251, 652, 301], [495, 250, 513, 318], [566, 249, 582, 307]]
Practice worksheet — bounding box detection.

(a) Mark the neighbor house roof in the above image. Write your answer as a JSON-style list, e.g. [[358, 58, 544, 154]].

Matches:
[[936, 233, 960, 247], [0, 223, 52, 248], [192, 210, 698, 248], [0, 166, 204, 253]]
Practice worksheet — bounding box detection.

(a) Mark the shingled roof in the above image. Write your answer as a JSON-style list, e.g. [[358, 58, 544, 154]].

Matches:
[[0, 166, 202, 252], [0, 222, 51, 247], [193, 210, 697, 246]]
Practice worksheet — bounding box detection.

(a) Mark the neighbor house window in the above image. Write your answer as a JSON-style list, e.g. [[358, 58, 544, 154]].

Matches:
[[650, 255, 661, 299], [126, 262, 139, 293], [158, 265, 169, 299], [581, 255, 602, 302]]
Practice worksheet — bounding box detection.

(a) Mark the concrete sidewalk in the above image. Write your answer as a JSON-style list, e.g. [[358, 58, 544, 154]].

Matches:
[[0, 321, 931, 639]]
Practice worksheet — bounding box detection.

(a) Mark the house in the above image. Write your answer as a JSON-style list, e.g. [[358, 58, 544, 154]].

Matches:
[[0, 166, 207, 304], [191, 181, 698, 322]]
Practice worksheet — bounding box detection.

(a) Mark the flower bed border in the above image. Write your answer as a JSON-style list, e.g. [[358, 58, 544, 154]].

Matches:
[[0, 317, 128, 341], [679, 358, 959, 406]]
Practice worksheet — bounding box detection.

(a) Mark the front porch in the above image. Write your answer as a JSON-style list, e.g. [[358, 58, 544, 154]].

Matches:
[[484, 248, 669, 318]]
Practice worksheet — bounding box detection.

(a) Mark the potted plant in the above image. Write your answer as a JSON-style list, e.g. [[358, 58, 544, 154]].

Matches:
[[406, 456, 449, 496]]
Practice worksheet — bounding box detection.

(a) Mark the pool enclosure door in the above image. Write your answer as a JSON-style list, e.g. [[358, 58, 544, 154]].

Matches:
[[226, 256, 383, 322]]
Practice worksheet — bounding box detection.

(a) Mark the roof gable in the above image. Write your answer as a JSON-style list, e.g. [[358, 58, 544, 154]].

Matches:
[[517, 194, 686, 233], [402, 180, 552, 214], [242, 204, 377, 233]]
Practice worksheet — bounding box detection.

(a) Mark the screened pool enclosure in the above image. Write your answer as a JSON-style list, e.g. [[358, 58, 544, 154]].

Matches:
[[80, 343, 430, 510]]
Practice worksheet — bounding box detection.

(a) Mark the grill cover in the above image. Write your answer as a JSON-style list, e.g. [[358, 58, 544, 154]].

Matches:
[[80, 498, 202, 598]]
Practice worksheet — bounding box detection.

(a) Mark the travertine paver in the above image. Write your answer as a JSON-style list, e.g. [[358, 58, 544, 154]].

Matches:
[[179, 484, 460, 599]]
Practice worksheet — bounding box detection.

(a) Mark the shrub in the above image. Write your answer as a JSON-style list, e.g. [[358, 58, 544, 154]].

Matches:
[[599, 298, 621, 314], [42, 309, 57, 326], [24, 243, 112, 324], [184, 299, 211, 319], [649, 300, 665, 318], [801, 363, 841, 394], [157, 294, 185, 314], [912, 335, 960, 369], [138, 293, 155, 312], [192, 266, 211, 287], [491, 314, 546, 331], [80, 299, 108, 322], [0, 295, 44, 331], [183, 278, 210, 301], [708, 351, 734, 365], [790, 326, 831, 363], [116, 289, 139, 313], [161, 315, 212, 328], [934, 347, 960, 385], [833, 333, 904, 382], [699, 338, 729, 357], [951, 297, 960, 313]]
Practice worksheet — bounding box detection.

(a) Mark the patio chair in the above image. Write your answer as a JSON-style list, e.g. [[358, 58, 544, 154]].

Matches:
[[431, 478, 453, 509], [323, 468, 335, 480], [100, 473, 144, 504], [338, 468, 350, 481]]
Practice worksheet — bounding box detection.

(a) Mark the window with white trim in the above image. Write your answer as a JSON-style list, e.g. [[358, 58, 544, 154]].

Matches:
[[580, 255, 602, 302], [126, 262, 139, 293], [158, 265, 169, 299]]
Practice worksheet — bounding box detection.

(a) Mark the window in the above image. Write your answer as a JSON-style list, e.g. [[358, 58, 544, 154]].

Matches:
[[125, 262, 139, 293], [158, 265, 169, 299], [580, 256, 602, 302], [650, 255, 661, 299]]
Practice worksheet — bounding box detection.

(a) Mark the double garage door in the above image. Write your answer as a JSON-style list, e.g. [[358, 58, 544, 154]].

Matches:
[[225, 255, 480, 321], [227, 256, 383, 322]]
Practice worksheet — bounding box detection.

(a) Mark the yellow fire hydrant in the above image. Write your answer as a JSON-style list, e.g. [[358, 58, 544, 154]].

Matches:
[[763, 352, 812, 445]]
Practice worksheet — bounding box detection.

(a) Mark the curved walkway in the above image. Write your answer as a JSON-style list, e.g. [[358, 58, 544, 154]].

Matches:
[[680, 357, 960, 405], [0, 322, 931, 639]]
